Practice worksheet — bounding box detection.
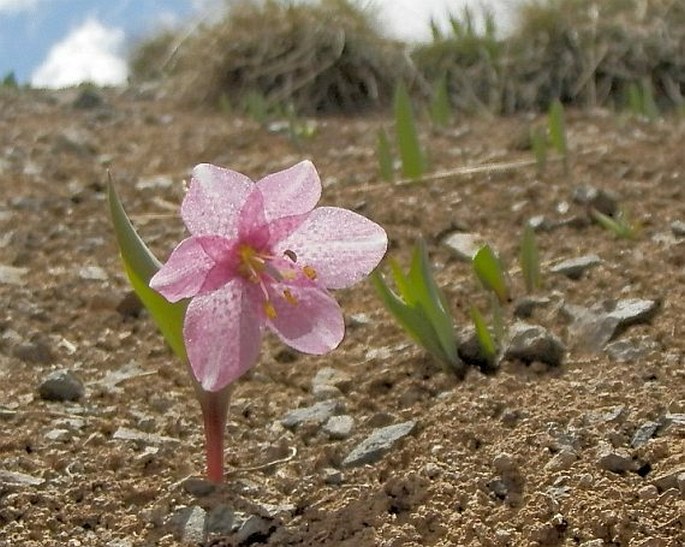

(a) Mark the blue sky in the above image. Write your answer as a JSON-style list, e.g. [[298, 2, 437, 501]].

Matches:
[[0, 0, 516, 88]]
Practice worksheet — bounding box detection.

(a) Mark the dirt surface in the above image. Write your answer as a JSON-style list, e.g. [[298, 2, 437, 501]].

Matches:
[[1, 87, 684, 547]]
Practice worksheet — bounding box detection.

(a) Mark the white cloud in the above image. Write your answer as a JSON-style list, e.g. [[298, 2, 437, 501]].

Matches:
[[31, 17, 128, 88]]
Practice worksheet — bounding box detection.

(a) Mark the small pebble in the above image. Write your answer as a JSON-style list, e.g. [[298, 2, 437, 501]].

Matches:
[[38, 369, 84, 401]]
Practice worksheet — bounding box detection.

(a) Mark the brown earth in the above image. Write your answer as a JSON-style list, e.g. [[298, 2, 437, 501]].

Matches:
[[0, 87, 684, 547]]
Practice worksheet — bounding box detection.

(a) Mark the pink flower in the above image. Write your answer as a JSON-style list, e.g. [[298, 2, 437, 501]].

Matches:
[[150, 160, 387, 393]]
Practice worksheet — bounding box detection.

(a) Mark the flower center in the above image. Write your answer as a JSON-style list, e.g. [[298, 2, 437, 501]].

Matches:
[[236, 244, 318, 319]]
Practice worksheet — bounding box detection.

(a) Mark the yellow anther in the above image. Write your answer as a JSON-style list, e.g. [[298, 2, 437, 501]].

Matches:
[[284, 249, 298, 263], [263, 301, 277, 319], [303, 265, 317, 280], [283, 289, 298, 306]]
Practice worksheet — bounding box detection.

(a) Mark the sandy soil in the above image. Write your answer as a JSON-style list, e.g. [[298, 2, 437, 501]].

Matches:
[[1, 87, 684, 546]]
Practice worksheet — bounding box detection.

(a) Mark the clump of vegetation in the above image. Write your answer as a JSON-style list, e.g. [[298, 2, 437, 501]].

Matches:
[[131, 0, 412, 114]]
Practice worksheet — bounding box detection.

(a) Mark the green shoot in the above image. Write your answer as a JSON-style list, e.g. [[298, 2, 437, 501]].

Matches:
[[548, 99, 568, 175], [371, 239, 462, 374], [2, 71, 18, 88], [242, 90, 270, 124], [107, 176, 187, 361], [530, 126, 548, 175], [377, 127, 394, 182], [627, 80, 659, 121], [429, 75, 452, 128], [473, 244, 510, 304], [470, 305, 498, 368], [393, 81, 426, 181], [591, 208, 638, 240], [520, 224, 542, 293]]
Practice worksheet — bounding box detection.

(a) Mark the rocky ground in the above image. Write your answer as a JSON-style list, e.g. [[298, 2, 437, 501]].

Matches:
[[0, 87, 684, 546]]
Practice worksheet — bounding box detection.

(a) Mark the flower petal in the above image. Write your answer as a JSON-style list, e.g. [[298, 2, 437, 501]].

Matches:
[[184, 281, 262, 392], [182, 164, 254, 237], [275, 207, 388, 289], [150, 236, 234, 302], [256, 160, 321, 222], [266, 283, 344, 354]]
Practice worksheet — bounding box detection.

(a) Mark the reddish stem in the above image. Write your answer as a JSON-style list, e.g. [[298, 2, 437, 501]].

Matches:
[[199, 388, 231, 484]]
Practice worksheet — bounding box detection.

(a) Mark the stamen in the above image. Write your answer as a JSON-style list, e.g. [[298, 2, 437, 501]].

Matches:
[[263, 302, 277, 319], [303, 265, 317, 280], [284, 249, 298, 263], [283, 289, 298, 306]]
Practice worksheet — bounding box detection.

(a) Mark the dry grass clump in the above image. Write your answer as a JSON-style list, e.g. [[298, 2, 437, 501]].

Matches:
[[134, 0, 412, 114], [413, 0, 685, 114]]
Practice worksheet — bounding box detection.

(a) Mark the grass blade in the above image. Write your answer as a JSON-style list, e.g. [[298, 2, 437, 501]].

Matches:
[[470, 306, 497, 366], [473, 244, 510, 304], [394, 81, 426, 181], [377, 127, 394, 182], [520, 223, 542, 293], [548, 99, 568, 175], [429, 75, 452, 128]]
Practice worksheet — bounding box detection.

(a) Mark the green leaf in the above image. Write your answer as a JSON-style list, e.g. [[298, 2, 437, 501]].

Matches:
[[407, 240, 458, 364], [591, 209, 637, 240], [107, 177, 188, 361], [394, 82, 426, 181], [370, 271, 449, 364], [548, 99, 568, 175], [473, 244, 510, 304], [520, 224, 542, 293], [377, 127, 394, 182], [429, 75, 452, 128], [530, 126, 548, 175], [470, 306, 497, 364]]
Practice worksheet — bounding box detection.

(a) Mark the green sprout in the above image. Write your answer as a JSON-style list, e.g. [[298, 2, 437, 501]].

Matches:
[[470, 305, 498, 369], [371, 239, 462, 375], [520, 224, 542, 293], [530, 125, 548, 175], [376, 127, 394, 182], [429, 75, 453, 128], [473, 244, 510, 304], [393, 81, 426, 181], [591, 208, 638, 240], [627, 80, 659, 121], [548, 99, 568, 175]]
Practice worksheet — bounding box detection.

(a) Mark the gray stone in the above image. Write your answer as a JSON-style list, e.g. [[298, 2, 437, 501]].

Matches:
[[505, 322, 565, 367], [652, 467, 685, 492], [280, 400, 342, 430], [235, 515, 274, 544], [605, 299, 660, 329], [45, 428, 71, 442], [630, 421, 660, 448], [311, 367, 352, 398], [572, 185, 619, 216], [513, 296, 551, 319], [671, 220, 685, 237], [182, 477, 216, 497], [544, 449, 578, 472], [170, 505, 206, 543], [78, 265, 108, 281], [442, 232, 484, 261], [342, 420, 417, 467], [605, 338, 658, 362], [205, 505, 237, 535], [112, 427, 179, 446], [637, 485, 659, 500], [38, 369, 84, 401], [528, 215, 550, 231], [323, 415, 355, 440], [550, 254, 601, 280], [597, 446, 636, 473], [0, 469, 45, 486], [457, 326, 498, 372], [579, 540, 605, 547], [322, 467, 343, 485], [0, 264, 28, 285]]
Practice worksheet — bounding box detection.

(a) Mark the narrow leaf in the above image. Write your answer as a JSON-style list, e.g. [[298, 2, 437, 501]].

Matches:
[[530, 126, 548, 175], [107, 177, 188, 361], [473, 244, 510, 304], [429, 75, 452, 128], [470, 306, 497, 364], [548, 99, 568, 175], [394, 82, 426, 181]]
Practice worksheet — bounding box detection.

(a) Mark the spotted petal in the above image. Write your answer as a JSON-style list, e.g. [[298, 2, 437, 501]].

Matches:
[[150, 236, 234, 302], [182, 164, 254, 237], [256, 160, 321, 222], [266, 283, 344, 354], [184, 281, 262, 392], [275, 206, 388, 289]]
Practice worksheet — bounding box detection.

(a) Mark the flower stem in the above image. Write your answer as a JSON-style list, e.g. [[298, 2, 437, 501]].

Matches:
[[198, 387, 232, 484]]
